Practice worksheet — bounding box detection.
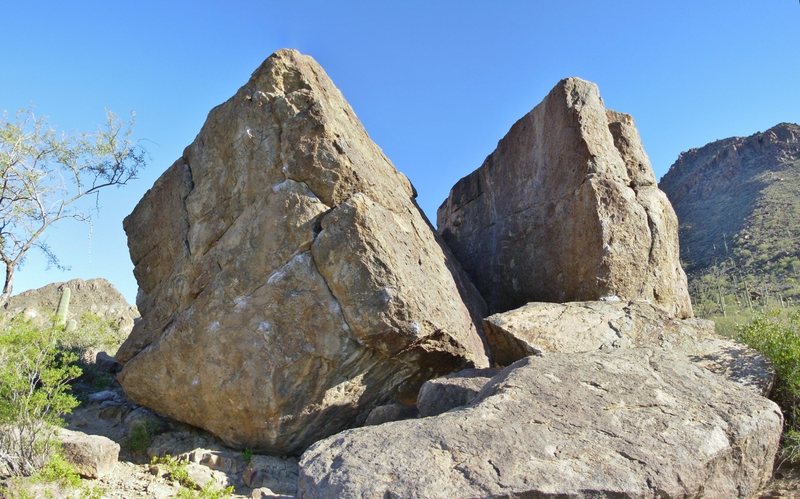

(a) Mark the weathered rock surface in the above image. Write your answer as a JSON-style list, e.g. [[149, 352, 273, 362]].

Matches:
[[117, 49, 488, 454], [438, 77, 692, 318], [2, 278, 138, 338], [483, 300, 775, 394], [364, 403, 417, 426], [59, 429, 120, 479], [416, 367, 499, 417], [299, 349, 782, 498]]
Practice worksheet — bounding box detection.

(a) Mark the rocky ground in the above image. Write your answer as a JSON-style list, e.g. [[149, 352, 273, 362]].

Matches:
[[1, 350, 799, 498], [1, 358, 298, 498]]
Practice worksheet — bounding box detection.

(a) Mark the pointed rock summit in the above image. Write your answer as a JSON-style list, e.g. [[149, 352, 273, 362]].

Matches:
[[438, 78, 693, 318], [116, 49, 488, 454]]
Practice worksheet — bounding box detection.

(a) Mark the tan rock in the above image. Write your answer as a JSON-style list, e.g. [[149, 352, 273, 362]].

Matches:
[[438, 78, 692, 318], [484, 300, 774, 394], [117, 49, 488, 454], [59, 428, 120, 479], [299, 350, 782, 498]]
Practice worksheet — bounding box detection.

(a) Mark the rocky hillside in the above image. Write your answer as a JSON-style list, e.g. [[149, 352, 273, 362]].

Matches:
[[659, 123, 800, 305]]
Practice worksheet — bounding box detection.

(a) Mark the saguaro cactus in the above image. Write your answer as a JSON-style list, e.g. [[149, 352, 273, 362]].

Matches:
[[55, 287, 71, 328]]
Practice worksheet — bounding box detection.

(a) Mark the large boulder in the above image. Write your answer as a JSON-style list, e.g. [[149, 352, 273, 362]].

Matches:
[[116, 49, 488, 454], [437, 78, 692, 318], [483, 300, 774, 395], [299, 349, 782, 498]]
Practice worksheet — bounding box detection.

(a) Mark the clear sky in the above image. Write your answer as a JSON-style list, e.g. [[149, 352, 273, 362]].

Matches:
[[3, 1, 799, 306]]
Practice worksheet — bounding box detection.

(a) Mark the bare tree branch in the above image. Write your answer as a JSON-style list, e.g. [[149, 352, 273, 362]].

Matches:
[[0, 109, 146, 306]]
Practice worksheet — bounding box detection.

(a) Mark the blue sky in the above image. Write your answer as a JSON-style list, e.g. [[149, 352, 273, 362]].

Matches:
[[3, 1, 799, 305]]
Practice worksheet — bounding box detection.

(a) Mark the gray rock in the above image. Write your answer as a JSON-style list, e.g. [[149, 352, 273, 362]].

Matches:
[[185, 462, 231, 489], [117, 49, 488, 454], [59, 428, 120, 479], [483, 300, 775, 394], [147, 431, 219, 459], [364, 403, 417, 426], [251, 487, 294, 498], [243, 454, 299, 495], [299, 349, 781, 498], [87, 390, 118, 403], [438, 78, 692, 318], [416, 367, 499, 417], [95, 351, 121, 373], [183, 447, 247, 478]]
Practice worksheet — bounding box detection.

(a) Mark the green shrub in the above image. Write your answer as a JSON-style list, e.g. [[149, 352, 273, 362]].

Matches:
[[152, 455, 234, 498], [152, 454, 194, 489], [737, 311, 800, 461], [0, 318, 82, 476], [124, 422, 156, 455], [33, 453, 81, 488], [60, 311, 126, 354], [177, 482, 235, 499]]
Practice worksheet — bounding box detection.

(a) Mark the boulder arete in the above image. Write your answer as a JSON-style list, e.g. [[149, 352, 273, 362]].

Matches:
[[116, 49, 488, 454], [438, 78, 692, 317]]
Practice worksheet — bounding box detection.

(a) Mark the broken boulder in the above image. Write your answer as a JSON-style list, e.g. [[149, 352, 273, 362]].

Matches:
[[116, 49, 488, 454], [437, 78, 692, 318], [483, 300, 774, 394]]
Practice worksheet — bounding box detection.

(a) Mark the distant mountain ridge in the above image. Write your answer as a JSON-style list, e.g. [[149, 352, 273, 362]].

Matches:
[[659, 122, 800, 305]]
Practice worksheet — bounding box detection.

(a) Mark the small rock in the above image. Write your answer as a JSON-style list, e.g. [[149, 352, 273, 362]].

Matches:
[[364, 403, 418, 426], [251, 486, 294, 498], [146, 481, 179, 499], [243, 455, 299, 495], [59, 428, 120, 479], [95, 351, 121, 373], [147, 431, 217, 459], [88, 390, 118, 403], [185, 448, 247, 476], [97, 401, 130, 423], [417, 368, 499, 417], [186, 462, 229, 489], [123, 406, 170, 436]]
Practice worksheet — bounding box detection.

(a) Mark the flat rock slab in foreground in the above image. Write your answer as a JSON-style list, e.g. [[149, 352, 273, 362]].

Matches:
[[116, 49, 487, 454], [299, 349, 781, 499], [483, 300, 775, 394]]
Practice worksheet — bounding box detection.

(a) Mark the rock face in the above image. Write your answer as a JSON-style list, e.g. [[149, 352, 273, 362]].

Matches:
[[438, 78, 692, 318], [484, 300, 774, 394], [3, 278, 138, 336], [299, 349, 782, 498], [116, 49, 488, 454]]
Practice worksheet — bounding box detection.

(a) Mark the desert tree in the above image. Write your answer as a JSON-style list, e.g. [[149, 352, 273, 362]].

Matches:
[[0, 109, 145, 306]]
